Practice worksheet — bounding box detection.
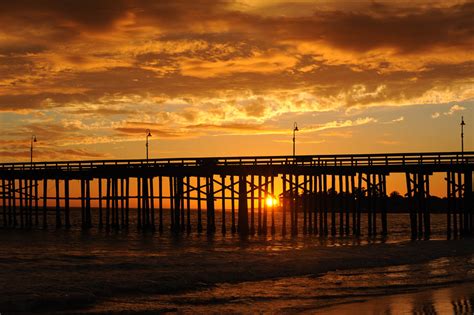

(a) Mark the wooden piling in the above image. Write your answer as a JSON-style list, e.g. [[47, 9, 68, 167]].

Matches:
[[282, 174, 287, 236], [180, 178, 185, 232], [34, 179, 38, 227], [174, 176, 182, 233], [417, 174, 423, 239], [380, 174, 387, 236], [28, 178, 33, 228], [424, 174, 431, 239], [447, 172, 452, 239], [465, 170, 473, 236], [406, 173, 417, 240], [372, 173, 377, 236], [451, 172, 458, 237], [457, 172, 463, 237], [271, 175, 275, 235], [55, 178, 61, 228], [137, 177, 142, 229], [98, 178, 103, 228], [186, 176, 191, 233], [121, 178, 125, 228], [206, 176, 215, 234], [2, 178, 7, 227], [262, 176, 268, 235], [330, 174, 336, 236], [111, 178, 116, 229], [221, 176, 226, 234], [311, 175, 319, 235], [318, 175, 324, 236], [106, 178, 111, 229], [323, 174, 328, 236], [143, 177, 149, 229], [303, 175, 308, 235], [169, 176, 174, 231], [86, 179, 92, 228], [257, 175, 262, 235], [125, 177, 130, 228], [197, 176, 203, 233], [19, 178, 23, 228], [356, 173, 362, 236], [231, 176, 236, 234], [350, 175, 356, 235], [345, 175, 350, 236], [42, 179, 47, 228], [289, 174, 294, 235], [250, 175, 255, 235], [339, 175, 344, 236], [158, 176, 163, 233], [64, 178, 70, 228], [294, 175, 299, 235], [238, 175, 249, 235], [367, 174, 373, 237]]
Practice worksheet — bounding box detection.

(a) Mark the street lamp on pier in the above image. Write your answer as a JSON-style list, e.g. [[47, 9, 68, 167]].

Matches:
[[461, 116, 465, 153], [30, 135, 37, 163], [292, 122, 299, 157], [146, 129, 152, 160]]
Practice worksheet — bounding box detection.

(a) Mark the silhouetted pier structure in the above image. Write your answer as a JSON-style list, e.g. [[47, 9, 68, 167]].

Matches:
[[0, 152, 472, 240]]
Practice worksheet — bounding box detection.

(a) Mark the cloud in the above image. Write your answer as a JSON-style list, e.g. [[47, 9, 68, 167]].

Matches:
[[444, 104, 466, 115], [302, 117, 378, 133], [430, 104, 466, 119], [0, 1, 473, 161], [392, 116, 404, 122]]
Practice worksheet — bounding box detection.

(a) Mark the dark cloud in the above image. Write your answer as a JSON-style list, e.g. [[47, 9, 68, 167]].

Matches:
[[0, 0, 129, 31]]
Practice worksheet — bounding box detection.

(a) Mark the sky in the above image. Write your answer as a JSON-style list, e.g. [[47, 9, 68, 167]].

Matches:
[[0, 0, 473, 163]]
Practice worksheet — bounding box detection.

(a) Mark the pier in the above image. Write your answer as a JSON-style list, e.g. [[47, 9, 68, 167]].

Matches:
[[0, 152, 472, 240]]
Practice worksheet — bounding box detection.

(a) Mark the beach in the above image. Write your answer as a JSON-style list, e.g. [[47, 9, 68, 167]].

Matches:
[[0, 220, 473, 313]]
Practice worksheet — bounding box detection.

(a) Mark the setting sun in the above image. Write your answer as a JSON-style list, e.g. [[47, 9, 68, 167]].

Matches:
[[265, 196, 277, 207]]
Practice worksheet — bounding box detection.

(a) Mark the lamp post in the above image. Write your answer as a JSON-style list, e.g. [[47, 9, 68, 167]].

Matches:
[[146, 129, 152, 160], [292, 122, 299, 157], [461, 116, 465, 153], [30, 135, 37, 163]]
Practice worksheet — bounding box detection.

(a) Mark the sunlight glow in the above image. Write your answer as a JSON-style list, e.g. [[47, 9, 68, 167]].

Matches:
[[265, 196, 277, 207]]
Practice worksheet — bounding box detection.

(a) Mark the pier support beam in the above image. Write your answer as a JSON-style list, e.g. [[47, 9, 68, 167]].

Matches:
[[406, 173, 431, 240], [238, 176, 249, 236]]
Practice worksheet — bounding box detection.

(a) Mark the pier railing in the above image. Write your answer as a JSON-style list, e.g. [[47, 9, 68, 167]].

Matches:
[[1, 151, 473, 171]]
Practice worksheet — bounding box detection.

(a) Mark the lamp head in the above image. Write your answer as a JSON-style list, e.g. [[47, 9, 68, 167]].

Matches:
[[146, 129, 152, 137], [293, 122, 299, 132], [32, 135, 37, 142], [461, 116, 465, 126]]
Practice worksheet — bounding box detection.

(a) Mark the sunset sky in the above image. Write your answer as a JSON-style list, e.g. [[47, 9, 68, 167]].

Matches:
[[0, 0, 473, 163]]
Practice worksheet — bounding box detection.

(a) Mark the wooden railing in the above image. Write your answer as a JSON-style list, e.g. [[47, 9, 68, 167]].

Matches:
[[1, 152, 473, 172]]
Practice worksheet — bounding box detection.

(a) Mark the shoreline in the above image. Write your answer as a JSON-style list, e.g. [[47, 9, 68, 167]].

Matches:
[[317, 283, 474, 314], [1, 238, 473, 312]]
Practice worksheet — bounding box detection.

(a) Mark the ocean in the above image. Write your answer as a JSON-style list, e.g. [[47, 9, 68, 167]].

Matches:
[[0, 212, 473, 314]]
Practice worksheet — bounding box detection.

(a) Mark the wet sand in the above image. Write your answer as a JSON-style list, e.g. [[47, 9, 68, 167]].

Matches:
[[319, 283, 474, 315]]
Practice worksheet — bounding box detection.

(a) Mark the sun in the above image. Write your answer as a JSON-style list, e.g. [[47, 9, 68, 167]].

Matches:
[[265, 196, 277, 207]]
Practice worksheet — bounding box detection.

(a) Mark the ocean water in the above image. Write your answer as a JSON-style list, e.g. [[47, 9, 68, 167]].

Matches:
[[0, 211, 473, 314]]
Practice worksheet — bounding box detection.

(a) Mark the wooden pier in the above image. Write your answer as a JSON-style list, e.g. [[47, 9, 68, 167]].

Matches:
[[0, 152, 472, 239]]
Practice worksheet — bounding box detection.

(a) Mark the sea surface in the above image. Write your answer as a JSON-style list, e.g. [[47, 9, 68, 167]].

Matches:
[[0, 211, 473, 314]]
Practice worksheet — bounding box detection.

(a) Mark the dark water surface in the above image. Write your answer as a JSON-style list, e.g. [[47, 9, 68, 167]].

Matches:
[[0, 213, 473, 314]]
